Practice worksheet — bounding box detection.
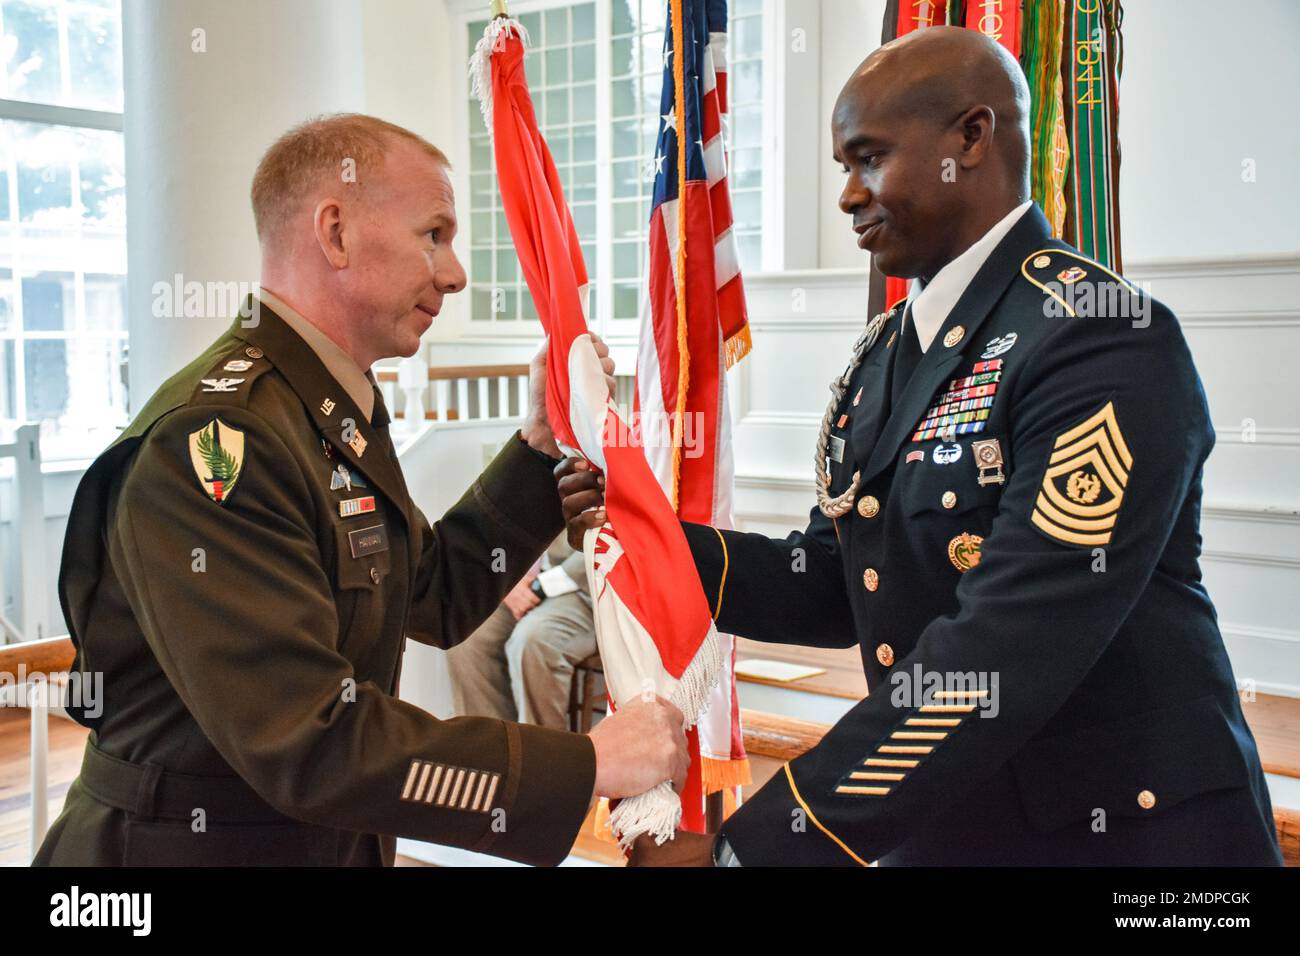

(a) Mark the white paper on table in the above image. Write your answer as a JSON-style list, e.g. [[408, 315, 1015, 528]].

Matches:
[[734, 658, 827, 683]]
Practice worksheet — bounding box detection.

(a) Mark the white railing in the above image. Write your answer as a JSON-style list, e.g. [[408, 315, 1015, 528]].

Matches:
[[375, 355, 531, 434], [0, 423, 53, 860]]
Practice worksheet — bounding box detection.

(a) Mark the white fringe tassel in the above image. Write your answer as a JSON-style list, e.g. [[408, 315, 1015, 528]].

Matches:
[[608, 631, 724, 850], [467, 17, 532, 144]]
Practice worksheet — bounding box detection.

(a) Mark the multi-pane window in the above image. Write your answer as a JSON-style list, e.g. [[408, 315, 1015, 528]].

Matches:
[[0, 0, 125, 460], [466, 0, 763, 327], [468, 3, 598, 324]]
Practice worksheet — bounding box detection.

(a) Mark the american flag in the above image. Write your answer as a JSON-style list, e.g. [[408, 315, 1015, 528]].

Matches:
[[637, 0, 751, 811]]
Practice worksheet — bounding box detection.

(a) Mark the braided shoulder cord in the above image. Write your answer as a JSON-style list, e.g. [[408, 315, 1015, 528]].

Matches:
[[814, 308, 893, 517]]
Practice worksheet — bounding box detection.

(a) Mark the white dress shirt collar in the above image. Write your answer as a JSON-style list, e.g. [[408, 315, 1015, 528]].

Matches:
[[907, 200, 1034, 352]]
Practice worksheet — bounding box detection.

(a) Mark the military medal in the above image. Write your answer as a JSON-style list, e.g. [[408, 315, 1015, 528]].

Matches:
[[339, 496, 376, 518], [971, 438, 1006, 486], [932, 443, 961, 465], [980, 332, 1017, 359], [330, 463, 367, 491], [188, 418, 245, 505], [947, 532, 983, 572]]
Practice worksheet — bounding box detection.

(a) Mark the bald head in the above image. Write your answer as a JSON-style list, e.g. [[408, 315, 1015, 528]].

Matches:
[[843, 26, 1030, 178], [831, 26, 1033, 281]]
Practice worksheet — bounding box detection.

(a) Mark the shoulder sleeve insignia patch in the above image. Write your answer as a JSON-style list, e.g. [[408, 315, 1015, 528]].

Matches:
[[188, 417, 246, 504], [1030, 401, 1132, 547]]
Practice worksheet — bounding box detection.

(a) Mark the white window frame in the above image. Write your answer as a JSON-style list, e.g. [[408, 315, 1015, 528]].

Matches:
[[0, 0, 126, 454], [442, 0, 778, 350]]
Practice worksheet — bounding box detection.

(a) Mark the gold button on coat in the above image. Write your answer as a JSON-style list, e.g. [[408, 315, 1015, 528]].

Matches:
[[876, 644, 895, 667], [942, 491, 957, 509], [863, 568, 879, 592], [1137, 789, 1156, 810], [857, 495, 880, 518]]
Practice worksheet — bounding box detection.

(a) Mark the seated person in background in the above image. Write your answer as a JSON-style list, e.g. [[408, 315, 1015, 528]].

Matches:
[[447, 533, 600, 730]]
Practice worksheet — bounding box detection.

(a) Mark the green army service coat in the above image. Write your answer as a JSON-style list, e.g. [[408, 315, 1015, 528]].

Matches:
[[35, 302, 595, 867]]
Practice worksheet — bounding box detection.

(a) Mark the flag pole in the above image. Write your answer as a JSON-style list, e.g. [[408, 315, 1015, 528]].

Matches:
[[491, 0, 509, 18]]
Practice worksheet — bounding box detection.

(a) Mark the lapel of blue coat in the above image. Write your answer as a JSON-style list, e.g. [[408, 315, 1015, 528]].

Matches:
[[860, 204, 1053, 486]]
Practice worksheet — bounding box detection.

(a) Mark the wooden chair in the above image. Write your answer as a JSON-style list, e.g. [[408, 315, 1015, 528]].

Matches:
[[567, 652, 606, 733]]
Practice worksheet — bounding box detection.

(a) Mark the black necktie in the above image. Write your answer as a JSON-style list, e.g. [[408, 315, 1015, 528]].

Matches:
[[890, 304, 923, 410]]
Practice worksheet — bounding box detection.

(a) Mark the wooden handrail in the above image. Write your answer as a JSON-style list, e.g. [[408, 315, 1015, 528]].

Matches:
[[740, 708, 831, 762], [0, 636, 75, 677], [738, 707, 1299, 866]]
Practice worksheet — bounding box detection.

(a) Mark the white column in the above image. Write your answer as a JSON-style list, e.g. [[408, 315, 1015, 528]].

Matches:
[[122, 0, 366, 408]]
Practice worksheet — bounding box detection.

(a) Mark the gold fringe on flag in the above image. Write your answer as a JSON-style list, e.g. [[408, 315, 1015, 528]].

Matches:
[[669, 0, 690, 512], [723, 324, 752, 371], [700, 754, 753, 793]]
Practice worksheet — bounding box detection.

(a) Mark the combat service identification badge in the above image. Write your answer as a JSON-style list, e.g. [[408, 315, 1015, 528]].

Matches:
[[189, 417, 245, 504], [947, 532, 983, 572], [1030, 401, 1131, 547]]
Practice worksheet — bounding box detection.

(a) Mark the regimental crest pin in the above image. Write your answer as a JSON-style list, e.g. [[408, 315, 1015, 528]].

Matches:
[[188, 417, 245, 504], [947, 532, 984, 573], [1030, 401, 1132, 547], [1057, 266, 1087, 284], [349, 432, 368, 457]]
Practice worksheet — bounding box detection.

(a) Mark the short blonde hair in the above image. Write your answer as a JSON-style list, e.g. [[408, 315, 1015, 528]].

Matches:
[[250, 113, 450, 240]]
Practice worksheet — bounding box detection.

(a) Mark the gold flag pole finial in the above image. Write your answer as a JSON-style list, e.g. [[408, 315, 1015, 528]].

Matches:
[[490, 0, 509, 18]]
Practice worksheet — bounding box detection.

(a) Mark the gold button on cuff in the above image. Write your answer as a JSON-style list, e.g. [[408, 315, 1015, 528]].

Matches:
[[876, 643, 895, 667], [1137, 789, 1156, 810], [370, 567, 381, 585], [857, 495, 880, 518], [942, 491, 957, 509], [863, 568, 879, 592]]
